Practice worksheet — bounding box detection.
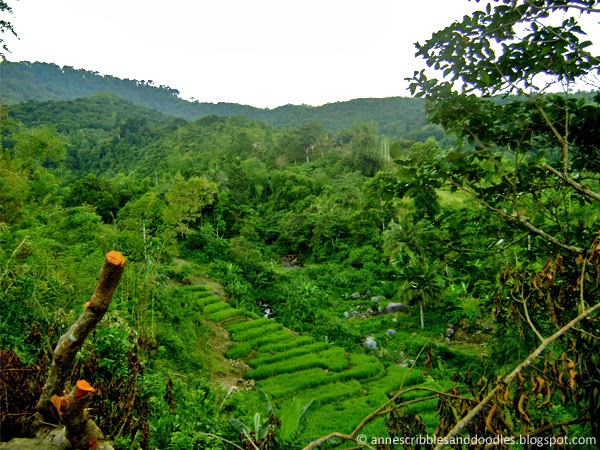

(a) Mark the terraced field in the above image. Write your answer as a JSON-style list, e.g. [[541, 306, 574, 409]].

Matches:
[[173, 285, 446, 442]]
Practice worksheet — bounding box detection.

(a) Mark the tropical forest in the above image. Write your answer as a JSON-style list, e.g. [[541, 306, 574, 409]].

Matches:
[[0, 1, 599, 449]]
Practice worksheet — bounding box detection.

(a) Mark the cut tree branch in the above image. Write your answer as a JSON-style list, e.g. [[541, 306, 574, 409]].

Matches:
[[33, 251, 126, 449]]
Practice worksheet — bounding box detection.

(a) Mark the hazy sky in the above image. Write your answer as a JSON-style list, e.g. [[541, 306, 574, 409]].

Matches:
[[2, 1, 597, 108]]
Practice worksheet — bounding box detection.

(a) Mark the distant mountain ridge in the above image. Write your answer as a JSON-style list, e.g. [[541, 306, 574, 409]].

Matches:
[[0, 60, 433, 138]]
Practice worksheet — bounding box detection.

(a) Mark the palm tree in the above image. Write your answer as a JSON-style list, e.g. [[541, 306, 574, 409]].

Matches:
[[383, 214, 425, 264], [396, 256, 445, 329]]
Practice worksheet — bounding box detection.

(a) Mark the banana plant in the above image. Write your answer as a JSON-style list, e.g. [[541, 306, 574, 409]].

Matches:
[[229, 387, 314, 449]]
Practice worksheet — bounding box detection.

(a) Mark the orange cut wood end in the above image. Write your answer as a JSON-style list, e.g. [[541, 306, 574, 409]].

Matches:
[[84, 301, 92, 308], [106, 251, 126, 267], [74, 379, 96, 399], [51, 395, 67, 417]]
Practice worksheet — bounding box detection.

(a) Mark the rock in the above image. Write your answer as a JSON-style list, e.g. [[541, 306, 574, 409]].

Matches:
[[350, 292, 361, 299], [384, 302, 406, 314], [446, 323, 455, 339], [343, 311, 350, 318], [371, 296, 385, 302], [398, 358, 416, 368], [386, 329, 397, 336], [363, 336, 378, 351], [0, 439, 62, 450]]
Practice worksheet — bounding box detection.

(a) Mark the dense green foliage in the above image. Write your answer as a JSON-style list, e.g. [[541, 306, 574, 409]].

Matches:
[[0, 60, 444, 139]]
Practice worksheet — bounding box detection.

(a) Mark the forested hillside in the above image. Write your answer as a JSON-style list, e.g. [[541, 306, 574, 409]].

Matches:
[[1, 1, 599, 450], [0, 60, 439, 139]]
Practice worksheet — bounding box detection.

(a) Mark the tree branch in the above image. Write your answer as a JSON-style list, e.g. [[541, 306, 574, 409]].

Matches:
[[457, 184, 586, 254], [432, 301, 600, 450], [542, 162, 600, 202], [33, 251, 126, 449]]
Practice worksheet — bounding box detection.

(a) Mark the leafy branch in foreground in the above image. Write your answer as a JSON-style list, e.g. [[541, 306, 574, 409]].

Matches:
[[368, 0, 600, 447], [0, 0, 17, 59]]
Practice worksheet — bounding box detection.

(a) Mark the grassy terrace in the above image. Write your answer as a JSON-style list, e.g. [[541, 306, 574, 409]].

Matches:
[[176, 285, 451, 440]]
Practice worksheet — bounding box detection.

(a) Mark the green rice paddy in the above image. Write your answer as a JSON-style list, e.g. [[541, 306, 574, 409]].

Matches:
[[178, 285, 453, 442]]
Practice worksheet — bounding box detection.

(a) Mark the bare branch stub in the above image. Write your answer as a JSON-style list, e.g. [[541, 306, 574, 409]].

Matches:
[[35, 251, 126, 425]]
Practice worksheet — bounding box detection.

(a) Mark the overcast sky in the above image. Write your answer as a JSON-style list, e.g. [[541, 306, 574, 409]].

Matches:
[[2, 1, 597, 108]]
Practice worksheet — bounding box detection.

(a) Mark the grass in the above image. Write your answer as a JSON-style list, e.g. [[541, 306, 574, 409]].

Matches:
[[230, 322, 284, 342], [246, 347, 349, 380], [225, 318, 273, 334], [295, 380, 363, 406], [226, 330, 296, 359], [248, 342, 330, 368], [363, 365, 426, 397], [258, 336, 314, 353], [257, 353, 384, 399], [257, 368, 330, 398], [208, 308, 257, 322], [180, 285, 212, 292], [196, 295, 223, 308], [303, 396, 389, 439], [186, 277, 481, 444], [203, 301, 231, 314], [225, 342, 253, 359], [244, 330, 296, 348]]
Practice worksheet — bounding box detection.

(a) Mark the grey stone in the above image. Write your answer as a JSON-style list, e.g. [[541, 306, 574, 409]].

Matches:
[[384, 302, 406, 314], [386, 329, 397, 336], [371, 296, 385, 302], [350, 292, 361, 299], [363, 336, 378, 351]]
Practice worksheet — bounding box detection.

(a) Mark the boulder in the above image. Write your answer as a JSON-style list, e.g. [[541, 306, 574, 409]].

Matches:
[[370, 296, 385, 302], [363, 336, 378, 351], [384, 302, 406, 314]]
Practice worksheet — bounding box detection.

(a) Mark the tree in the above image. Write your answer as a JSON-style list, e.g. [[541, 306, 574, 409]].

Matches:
[[406, 0, 600, 444], [337, 122, 384, 177], [65, 175, 121, 223], [396, 256, 445, 329], [0, 1, 16, 59], [163, 174, 219, 239]]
